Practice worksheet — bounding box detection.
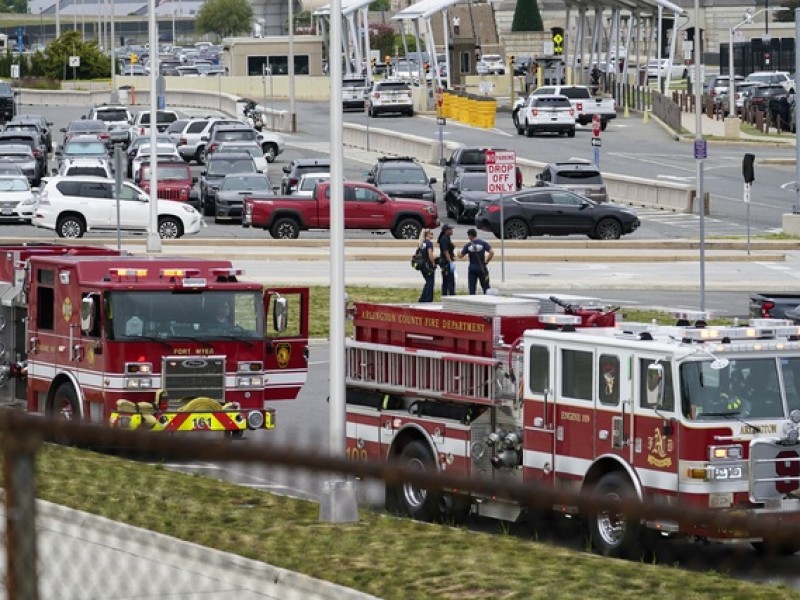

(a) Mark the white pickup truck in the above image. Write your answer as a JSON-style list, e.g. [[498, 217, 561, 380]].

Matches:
[[513, 85, 616, 131]]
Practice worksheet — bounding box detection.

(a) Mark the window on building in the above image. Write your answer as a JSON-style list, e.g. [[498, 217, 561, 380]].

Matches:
[[561, 348, 592, 401], [247, 55, 310, 76], [460, 52, 471, 74]]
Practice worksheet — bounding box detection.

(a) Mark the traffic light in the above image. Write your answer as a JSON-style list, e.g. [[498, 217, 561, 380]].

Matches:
[[130, 53, 138, 64], [371, 58, 376, 73], [743, 153, 755, 184], [509, 55, 515, 68], [424, 62, 430, 75]]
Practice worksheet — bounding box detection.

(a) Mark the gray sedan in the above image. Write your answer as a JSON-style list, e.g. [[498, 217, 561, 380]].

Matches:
[[214, 172, 275, 222]]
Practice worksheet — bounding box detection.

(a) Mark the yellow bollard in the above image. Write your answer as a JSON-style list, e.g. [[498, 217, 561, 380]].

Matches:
[[643, 108, 649, 124], [624, 103, 630, 118]]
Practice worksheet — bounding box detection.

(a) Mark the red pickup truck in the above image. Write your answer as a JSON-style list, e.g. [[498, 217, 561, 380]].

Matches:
[[242, 181, 439, 239]]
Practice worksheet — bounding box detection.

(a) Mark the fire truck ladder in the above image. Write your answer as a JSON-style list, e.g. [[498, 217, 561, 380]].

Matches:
[[346, 340, 503, 406]]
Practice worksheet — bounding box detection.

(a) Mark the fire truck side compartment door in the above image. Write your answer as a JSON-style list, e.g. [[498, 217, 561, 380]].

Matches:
[[552, 343, 595, 480], [523, 341, 556, 480]]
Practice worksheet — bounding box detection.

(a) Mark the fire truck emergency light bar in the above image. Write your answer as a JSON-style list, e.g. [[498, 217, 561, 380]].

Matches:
[[682, 324, 800, 342], [209, 268, 243, 278], [537, 314, 582, 326], [109, 268, 148, 280], [159, 268, 201, 278]]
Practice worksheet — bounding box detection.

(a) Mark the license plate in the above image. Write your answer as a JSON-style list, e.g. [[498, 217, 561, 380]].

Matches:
[[2, 208, 11, 215]]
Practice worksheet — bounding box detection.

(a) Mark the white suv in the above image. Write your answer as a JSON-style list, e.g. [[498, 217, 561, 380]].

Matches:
[[33, 176, 203, 239], [129, 110, 180, 140], [57, 157, 114, 178], [87, 105, 133, 147], [367, 81, 414, 117]]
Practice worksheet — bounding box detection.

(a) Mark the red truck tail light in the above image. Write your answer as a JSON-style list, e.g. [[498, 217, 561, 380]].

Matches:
[[289, 177, 298, 188], [139, 127, 145, 135], [179, 136, 187, 145], [209, 143, 218, 153], [532, 109, 538, 116], [486, 204, 502, 213], [576, 102, 583, 111], [99, 133, 110, 141], [761, 301, 776, 317]]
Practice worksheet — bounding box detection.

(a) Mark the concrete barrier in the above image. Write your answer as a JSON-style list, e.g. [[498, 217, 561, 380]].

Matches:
[[343, 123, 695, 213]]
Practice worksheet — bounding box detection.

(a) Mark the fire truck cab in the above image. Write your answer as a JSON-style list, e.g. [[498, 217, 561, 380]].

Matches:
[[345, 296, 800, 558], [0, 243, 309, 435]]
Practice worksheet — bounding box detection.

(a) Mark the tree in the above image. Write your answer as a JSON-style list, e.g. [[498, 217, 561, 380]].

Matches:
[[774, 2, 798, 22], [370, 24, 395, 59], [512, 0, 544, 32], [196, 0, 253, 38], [40, 30, 110, 80]]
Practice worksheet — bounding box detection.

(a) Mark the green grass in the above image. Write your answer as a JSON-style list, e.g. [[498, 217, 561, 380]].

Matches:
[[18, 444, 796, 600]]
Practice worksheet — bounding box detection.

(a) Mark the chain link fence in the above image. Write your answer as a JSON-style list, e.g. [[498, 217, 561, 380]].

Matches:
[[1, 408, 800, 599]]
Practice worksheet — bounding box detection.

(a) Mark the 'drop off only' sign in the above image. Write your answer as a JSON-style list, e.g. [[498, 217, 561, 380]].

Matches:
[[485, 150, 517, 194]]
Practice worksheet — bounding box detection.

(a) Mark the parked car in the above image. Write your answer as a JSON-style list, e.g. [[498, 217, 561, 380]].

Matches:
[[169, 117, 218, 164], [0, 144, 38, 184], [295, 172, 330, 197], [280, 158, 332, 194], [200, 152, 259, 216], [366, 80, 414, 117], [126, 134, 173, 177], [364, 156, 436, 202], [86, 105, 133, 147], [477, 54, 505, 75], [11, 114, 53, 152], [129, 109, 180, 138], [61, 119, 111, 147], [535, 161, 609, 203], [57, 157, 114, 178], [33, 176, 202, 239], [214, 172, 274, 222], [474, 188, 639, 240], [0, 175, 35, 222], [745, 70, 793, 92], [136, 160, 196, 208], [214, 142, 269, 173], [703, 74, 744, 99], [131, 142, 182, 181], [0, 131, 48, 182], [443, 171, 493, 223], [718, 81, 760, 116], [745, 84, 788, 113]]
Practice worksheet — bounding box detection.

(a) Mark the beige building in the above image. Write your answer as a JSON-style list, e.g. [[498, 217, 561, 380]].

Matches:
[[221, 35, 326, 77]]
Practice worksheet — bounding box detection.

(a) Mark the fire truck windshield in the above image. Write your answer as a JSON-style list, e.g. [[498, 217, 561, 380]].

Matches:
[[680, 357, 800, 421], [107, 291, 264, 340]]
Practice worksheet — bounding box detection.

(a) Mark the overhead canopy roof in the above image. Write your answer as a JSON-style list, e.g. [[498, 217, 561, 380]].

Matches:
[[565, 0, 685, 15], [313, 0, 374, 17], [392, 0, 460, 20]]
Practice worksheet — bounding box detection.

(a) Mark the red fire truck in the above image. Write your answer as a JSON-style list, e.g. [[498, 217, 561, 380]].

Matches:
[[345, 294, 800, 557], [0, 243, 309, 435]]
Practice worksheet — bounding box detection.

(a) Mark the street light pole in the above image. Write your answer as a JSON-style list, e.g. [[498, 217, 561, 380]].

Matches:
[[288, 0, 296, 132], [694, 0, 706, 312], [110, 0, 117, 103], [729, 7, 788, 118]]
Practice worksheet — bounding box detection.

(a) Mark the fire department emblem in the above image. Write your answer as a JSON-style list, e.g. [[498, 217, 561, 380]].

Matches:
[[647, 427, 673, 469], [62, 298, 72, 322], [276, 343, 291, 368]]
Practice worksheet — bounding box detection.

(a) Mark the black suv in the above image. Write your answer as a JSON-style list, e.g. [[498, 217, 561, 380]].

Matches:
[[0, 82, 16, 122], [200, 153, 257, 216], [280, 158, 331, 194], [365, 156, 436, 202], [535, 162, 608, 203]]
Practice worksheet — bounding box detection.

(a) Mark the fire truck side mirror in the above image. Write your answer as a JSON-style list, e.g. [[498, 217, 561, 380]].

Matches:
[[645, 363, 665, 407], [80, 295, 98, 336], [272, 295, 288, 332]]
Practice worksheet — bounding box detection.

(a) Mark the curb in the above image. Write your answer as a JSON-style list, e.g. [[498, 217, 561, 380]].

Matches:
[[36, 500, 381, 600]]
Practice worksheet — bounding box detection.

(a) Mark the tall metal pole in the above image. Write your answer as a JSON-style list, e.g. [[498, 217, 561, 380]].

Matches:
[[694, 0, 705, 311], [146, 0, 160, 253], [110, 0, 117, 103], [795, 9, 800, 213], [288, 0, 296, 132], [320, 0, 357, 524], [728, 26, 734, 113]]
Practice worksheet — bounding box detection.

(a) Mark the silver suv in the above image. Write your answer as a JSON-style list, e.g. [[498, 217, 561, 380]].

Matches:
[[535, 161, 609, 203], [86, 105, 133, 147], [367, 81, 414, 117]]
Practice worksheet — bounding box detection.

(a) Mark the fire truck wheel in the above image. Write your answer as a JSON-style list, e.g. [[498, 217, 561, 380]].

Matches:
[[587, 472, 643, 559], [394, 440, 441, 522], [158, 217, 183, 239], [270, 217, 300, 239], [56, 214, 86, 239], [49, 383, 80, 422], [392, 218, 422, 240]]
